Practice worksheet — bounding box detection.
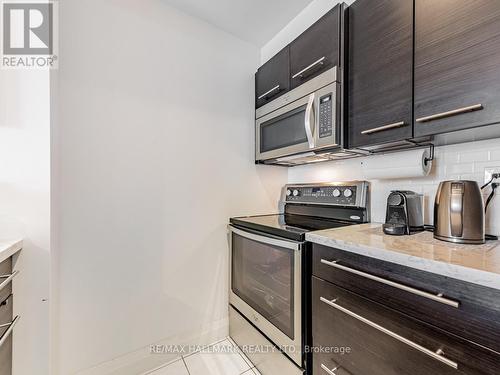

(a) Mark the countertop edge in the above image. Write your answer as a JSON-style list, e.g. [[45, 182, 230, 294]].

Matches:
[[0, 239, 23, 264], [305, 232, 500, 290]]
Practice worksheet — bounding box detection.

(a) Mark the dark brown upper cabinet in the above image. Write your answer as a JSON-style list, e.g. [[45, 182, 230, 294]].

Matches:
[[347, 0, 414, 150], [255, 47, 290, 109], [414, 0, 500, 137], [289, 5, 342, 89]]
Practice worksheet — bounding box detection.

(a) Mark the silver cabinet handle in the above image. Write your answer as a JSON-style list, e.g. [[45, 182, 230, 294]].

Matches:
[[416, 104, 483, 123], [257, 85, 280, 100], [292, 56, 326, 79], [305, 93, 316, 148], [320, 259, 459, 308], [321, 363, 339, 375], [320, 297, 458, 369], [0, 270, 19, 293], [361, 121, 406, 135], [0, 315, 20, 349]]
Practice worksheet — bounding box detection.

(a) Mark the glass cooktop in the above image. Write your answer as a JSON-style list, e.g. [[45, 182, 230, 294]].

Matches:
[[230, 214, 352, 242]]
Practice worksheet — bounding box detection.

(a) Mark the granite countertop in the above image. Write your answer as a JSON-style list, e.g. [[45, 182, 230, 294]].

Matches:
[[0, 239, 23, 264], [305, 223, 500, 290]]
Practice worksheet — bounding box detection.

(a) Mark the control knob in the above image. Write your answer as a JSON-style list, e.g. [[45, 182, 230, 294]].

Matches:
[[344, 189, 353, 198], [293, 189, 300, 197], [286, 189, 292, 197], [332, 189, 341, 197]]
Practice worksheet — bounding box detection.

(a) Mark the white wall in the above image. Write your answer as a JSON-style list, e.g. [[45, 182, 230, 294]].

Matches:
[[51, 0, 287, 374], [0, 70, 50, 374], [262, 0, 500, 236]]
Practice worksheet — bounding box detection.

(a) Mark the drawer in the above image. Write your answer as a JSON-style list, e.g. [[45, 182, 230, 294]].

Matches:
[[312, 244, 500, 353], [0, 294, 13, 325], [0, 331, 12, 375], [0, 258, 12, 305], [0, 294, 13, 375], [312, 276, 500, 375]]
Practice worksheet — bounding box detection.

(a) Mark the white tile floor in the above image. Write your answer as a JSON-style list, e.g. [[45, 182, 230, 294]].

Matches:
[[144, 338, 260, 375]]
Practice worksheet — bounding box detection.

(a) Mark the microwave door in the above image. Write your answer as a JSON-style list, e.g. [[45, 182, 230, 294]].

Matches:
[[255, 82, 338, 162], [256, 94, 314, 161]]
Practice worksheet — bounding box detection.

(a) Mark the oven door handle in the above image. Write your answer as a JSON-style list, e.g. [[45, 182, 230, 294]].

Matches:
[[305, 93, 316, 149], [228, 225, 301, 251]]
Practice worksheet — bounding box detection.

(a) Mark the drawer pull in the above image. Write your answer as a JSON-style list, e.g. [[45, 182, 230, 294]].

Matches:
[[416, 104, 483, 123], [321, 363, 339, 375], [292, 56, 326, 79], [257, 85, 280, 100], [320, 297, 458, 370], [0, 270, 19, 293], [320, 259, 459, 308], [0, 315, 20, 349], [361, 121, 406, 135]]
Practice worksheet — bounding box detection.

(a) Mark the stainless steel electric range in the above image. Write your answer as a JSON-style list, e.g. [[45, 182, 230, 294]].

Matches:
[[228, 182, 370, 375]]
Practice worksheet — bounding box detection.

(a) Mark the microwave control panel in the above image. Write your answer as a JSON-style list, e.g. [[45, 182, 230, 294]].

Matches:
[[319, 94, 333, 138]]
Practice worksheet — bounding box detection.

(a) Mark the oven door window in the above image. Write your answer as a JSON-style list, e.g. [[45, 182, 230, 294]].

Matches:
[[260, 104, 308, 153], [231, 232, 295, 339]]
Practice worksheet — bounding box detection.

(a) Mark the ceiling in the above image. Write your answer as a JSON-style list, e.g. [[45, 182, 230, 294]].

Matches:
[[163, 0, 314, 46]]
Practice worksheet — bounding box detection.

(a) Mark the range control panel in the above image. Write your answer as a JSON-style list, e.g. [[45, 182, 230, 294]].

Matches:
[[284, 182, 369, 208]]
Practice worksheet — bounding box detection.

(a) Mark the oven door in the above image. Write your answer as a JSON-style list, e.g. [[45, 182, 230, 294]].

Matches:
[[255, 82, 338, 162], [228, 225, 303, 366]]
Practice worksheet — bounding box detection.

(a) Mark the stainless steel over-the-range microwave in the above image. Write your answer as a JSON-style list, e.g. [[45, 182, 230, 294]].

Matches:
[[255, 67, 359, 166]]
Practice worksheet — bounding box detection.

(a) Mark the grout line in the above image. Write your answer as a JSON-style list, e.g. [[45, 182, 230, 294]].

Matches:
[[235, 347, 254, 369], [181, 356, 191, 375], [228, 337, 255, 370]]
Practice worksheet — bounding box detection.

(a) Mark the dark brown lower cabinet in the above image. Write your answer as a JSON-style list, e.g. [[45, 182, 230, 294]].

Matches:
[[312, 244, 500, 354], [0, 334, 12, 375], [312, 276, 500, 375]]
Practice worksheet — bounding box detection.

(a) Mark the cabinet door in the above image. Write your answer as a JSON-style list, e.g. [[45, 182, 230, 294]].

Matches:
[[255, 47, 290, 108], [289, 5, 341, 89], [312, 244, 500, 354], [347, 0, 413, 149], [414, 0, 500, 136], [312, 277, 500, 375]]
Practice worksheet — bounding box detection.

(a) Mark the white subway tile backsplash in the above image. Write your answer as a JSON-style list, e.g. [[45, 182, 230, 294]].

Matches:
[[446, 163, 474, 175], [288, 138, 500, 234], [441, 151, 460, 164], [489, 149, 500, 161], [459, 151, 489, 163], [459, 174, 482, 182], [473, 161, 500, 176]]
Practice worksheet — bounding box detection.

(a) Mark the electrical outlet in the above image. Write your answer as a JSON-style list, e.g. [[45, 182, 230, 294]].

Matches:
[[484, 167, 500, 183]]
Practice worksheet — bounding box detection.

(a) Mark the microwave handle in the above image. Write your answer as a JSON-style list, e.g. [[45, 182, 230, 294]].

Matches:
[[305, 93, 315, 148]]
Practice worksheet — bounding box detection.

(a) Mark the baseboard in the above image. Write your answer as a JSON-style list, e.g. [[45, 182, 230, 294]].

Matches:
[[76, 317, 229, 375]]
